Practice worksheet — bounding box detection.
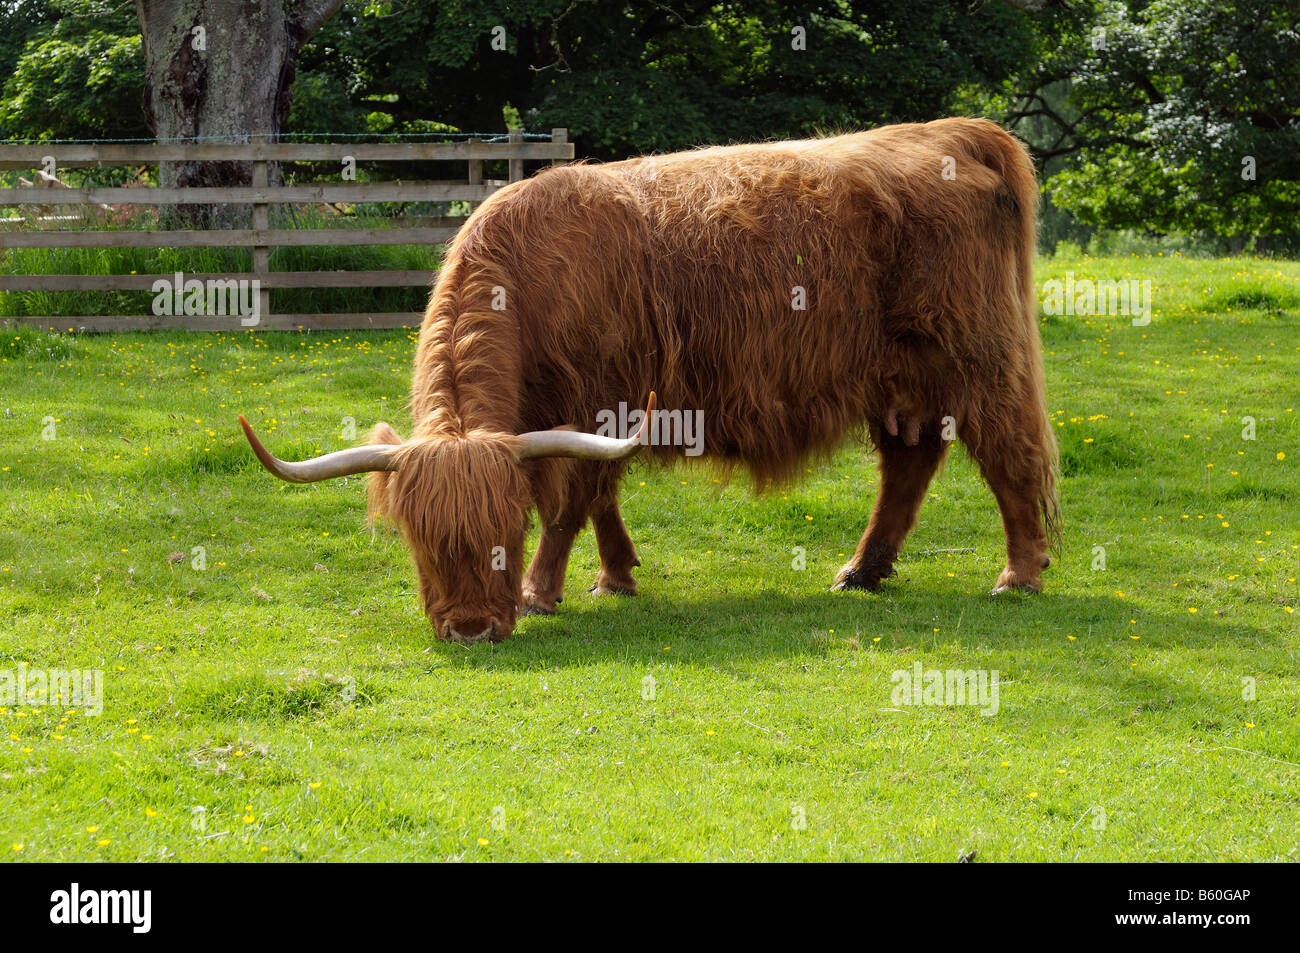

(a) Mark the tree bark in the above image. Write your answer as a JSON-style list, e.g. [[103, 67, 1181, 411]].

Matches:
[[135, 0, 343, 227]]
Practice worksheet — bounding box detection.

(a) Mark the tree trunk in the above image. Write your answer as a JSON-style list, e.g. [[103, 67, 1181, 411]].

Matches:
[[135, 0, 343, 228]]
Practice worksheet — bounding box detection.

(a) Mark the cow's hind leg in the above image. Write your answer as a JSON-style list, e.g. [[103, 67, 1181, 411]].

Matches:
[[961, 390, 1057, 594], [833, 424, 949, 591]]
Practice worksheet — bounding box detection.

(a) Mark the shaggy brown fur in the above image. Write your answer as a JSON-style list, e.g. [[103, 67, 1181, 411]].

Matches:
[[366, 117, 1060, 641]]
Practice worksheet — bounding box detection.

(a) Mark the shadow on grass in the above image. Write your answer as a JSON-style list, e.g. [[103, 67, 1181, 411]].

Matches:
[[429, 587, 1278, 675]]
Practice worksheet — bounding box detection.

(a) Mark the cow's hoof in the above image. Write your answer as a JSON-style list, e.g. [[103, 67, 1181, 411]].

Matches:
[[520, 589, 561, 615], [831, 563, 892, 592], [589, 584, 635, 597], [589, 571, 637, 597], [990, 569, 1041, 595]]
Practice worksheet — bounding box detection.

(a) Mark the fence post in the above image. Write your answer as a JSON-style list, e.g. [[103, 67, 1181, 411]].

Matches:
[[508, 128, 523, 183], [467, 137, 482, 187], [251, 158, 271, 324], [551, 128, 568, 168]]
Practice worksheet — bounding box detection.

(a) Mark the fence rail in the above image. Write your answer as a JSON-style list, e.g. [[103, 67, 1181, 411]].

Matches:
[[0, 183, 507, 205], [5, 227, 460, 249], [0, 139, 573, 169], [0, 128, 572, 332]]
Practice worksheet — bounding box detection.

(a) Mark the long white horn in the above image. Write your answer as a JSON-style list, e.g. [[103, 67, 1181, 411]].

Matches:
[[239, 415, 400, 483], [515, 393, 658, 462]]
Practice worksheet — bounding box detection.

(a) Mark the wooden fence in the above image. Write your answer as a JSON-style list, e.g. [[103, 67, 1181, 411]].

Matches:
[[0, 129, 573, 331]]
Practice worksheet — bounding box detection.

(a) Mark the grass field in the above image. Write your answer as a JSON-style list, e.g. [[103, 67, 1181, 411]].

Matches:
[[1, 253, 1297, 861]]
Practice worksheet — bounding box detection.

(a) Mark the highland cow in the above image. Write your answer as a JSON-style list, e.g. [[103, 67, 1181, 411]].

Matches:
[[240, 117, 1060, 642]]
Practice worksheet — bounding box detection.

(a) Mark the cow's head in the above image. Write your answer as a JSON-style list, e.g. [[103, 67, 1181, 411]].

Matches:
[[238, 395, 655, 643]]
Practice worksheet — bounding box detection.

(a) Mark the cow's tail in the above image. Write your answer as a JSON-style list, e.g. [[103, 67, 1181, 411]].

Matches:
[[970, 120, 1062, 551]]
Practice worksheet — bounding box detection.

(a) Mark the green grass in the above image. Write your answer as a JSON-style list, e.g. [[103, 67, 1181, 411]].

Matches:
[[1, 253, 1297, 861]]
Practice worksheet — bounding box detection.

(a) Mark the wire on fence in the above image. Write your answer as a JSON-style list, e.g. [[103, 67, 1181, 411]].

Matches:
[[0, 131, 556, 145]]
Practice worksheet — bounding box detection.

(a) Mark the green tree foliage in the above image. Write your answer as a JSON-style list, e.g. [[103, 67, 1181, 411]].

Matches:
[[0, 0, 58, 86], [0, 1, 147, 141], [295, 1, 1035, 157], [1004, 0, 1300, 241]]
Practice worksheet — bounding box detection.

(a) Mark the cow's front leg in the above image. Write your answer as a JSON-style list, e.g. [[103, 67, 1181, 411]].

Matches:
[[588, 498, 639, 596], [521, 464, 593, 614], [522, 461, 637, 612], [521, 516, 583, 615]]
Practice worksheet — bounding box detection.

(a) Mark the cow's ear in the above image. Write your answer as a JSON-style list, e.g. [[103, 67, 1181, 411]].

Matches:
[[368, 421, 404, 445]]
